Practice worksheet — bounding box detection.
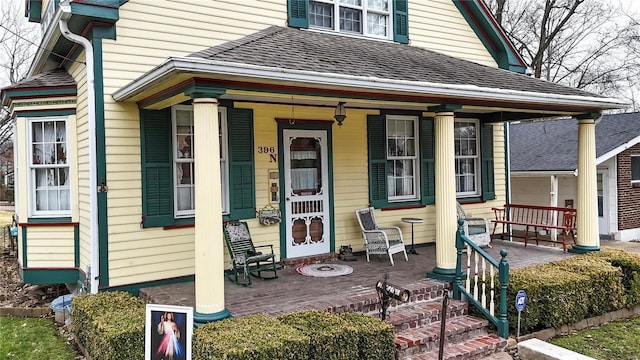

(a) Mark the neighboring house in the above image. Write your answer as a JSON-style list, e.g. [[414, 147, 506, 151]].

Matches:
[[1, 0, 625, 322], [510, 113, 640, 241]]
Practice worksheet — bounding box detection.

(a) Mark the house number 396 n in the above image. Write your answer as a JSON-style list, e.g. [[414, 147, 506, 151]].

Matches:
[[258, 146, 276, 154]]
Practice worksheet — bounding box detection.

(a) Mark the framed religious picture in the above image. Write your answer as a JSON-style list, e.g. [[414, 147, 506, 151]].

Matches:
[[145, 304, 193, 360]]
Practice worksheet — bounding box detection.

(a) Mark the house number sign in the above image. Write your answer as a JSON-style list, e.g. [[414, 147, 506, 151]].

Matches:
[[258, 146, 277, 162]]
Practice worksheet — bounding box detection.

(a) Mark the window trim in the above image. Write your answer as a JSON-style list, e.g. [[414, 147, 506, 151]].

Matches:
[[386, 114, 420, 202], [27, 116, 71, 218], [171, 105, 229, 219], [454, 118, 480, 198], [309, 0, 393, 40], [631, 154, 640, 184]]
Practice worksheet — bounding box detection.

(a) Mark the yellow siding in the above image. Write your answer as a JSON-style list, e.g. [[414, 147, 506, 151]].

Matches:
[[25, 227, 75, 268], [67, 57, 91, 273], [410, 0, 498, 67]]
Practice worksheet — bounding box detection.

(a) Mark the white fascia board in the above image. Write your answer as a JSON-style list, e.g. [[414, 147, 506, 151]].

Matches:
[[112, 57, 628, 110], [511, 171, 575, 177], [595, 134, 640, 165], [28, 9, 63, 77]]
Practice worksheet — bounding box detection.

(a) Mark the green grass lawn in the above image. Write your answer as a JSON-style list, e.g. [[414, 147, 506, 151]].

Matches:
[[550, 315, 640, 359], [0, 317, 76, 360]]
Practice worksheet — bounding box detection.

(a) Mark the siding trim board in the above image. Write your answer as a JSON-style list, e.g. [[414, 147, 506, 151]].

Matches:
[[20, 268, 79, 285]]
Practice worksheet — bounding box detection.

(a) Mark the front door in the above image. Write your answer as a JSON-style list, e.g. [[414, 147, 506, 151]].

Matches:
[[283, 129, 331, 258], [597, 170, 608, 234]]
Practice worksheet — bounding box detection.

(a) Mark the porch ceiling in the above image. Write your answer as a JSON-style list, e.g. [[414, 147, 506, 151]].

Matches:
[[113, 26, 628, 119]]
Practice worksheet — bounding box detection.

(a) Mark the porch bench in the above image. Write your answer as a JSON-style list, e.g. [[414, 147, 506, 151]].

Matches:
[[491, 204, 577, 251]]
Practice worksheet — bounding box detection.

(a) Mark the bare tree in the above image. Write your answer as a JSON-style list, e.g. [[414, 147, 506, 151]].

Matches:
[[486, 0, 640, 110], [0, 1, 39, 150]]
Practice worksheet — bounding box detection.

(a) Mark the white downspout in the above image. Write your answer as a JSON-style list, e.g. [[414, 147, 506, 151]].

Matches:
[[59, 3, 99, 294]]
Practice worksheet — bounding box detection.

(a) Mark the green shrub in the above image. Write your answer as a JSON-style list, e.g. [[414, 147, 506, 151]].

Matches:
[[193, 313, 308, 360], [339, 312, 395, 360], [500, 250, 640, 335], [71, 291, 145, 360], [279, 310, 359, 360], [587, 248, 640, 307]]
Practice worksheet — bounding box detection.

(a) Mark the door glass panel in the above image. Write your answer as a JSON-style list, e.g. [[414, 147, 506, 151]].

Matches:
[[289, 137, 322, 195]]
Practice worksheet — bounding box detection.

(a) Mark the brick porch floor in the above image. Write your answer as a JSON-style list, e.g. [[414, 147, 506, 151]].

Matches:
[[140, 239, 575, 317]]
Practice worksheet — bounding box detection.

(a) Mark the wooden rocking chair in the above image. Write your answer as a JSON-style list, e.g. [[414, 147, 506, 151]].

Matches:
[[223, 221, 278, 286]]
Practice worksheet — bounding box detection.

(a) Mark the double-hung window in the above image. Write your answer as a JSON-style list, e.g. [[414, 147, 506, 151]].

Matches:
[[171, 105, 229, 218], [141, 105, 253, 228], [367, 114, 494, 209], [309, 0, 391, 39], [454, 120, 479, 197], [386, 115, 419, 201], [29, 117, 70, 216], [631, 155, 640, 185]]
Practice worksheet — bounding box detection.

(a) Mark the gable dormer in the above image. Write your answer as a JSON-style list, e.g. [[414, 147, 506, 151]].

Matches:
[[287, 0, 409, 43]]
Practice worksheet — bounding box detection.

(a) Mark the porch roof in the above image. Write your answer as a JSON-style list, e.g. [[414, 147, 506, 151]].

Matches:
[[510, 112, 640, 173], [1, 69, 76, 106], [114, 26, 626, 114]]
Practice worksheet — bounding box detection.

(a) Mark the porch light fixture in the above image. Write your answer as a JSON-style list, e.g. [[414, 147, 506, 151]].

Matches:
[[334, 102, 346, 126]]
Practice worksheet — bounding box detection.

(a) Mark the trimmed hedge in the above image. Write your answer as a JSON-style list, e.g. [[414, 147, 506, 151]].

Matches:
[[71, 291, 145, 360], [279, 309, 359, 360], [339, 312, 395, 360], [503, 249, 640, 334], [193, 313, 308, 360]]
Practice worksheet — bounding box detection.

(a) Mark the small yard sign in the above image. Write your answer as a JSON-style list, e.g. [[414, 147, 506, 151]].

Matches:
[[515, 290, 527, 338], [515, 290, 527, 312]]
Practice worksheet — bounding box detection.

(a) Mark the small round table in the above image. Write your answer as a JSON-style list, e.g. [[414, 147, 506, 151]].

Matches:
[[401, 217, 423, 255]]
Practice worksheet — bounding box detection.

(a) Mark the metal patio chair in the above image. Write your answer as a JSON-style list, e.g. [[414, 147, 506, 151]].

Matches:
[[223, 220, 278, 286], [355, 207, 408, 266], [456, 201, 492, 248]]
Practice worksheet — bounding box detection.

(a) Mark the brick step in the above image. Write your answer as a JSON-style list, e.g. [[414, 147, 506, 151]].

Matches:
[[324, 278, 450, 315], [369, 299, 468, 332], [402, 334, 508, 360], [395, 315, 490, 358]]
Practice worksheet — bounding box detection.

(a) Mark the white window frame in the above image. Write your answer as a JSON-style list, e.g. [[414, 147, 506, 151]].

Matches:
[[309, 0, 392, 40], [28, 117, 71, 217], [386, 115, 420, 202], [171, 105, 229, 218], [454, 119, 480, 197], [631, 155, 640, 184]]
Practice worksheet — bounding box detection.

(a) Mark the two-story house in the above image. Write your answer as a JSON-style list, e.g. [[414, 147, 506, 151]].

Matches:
[[2, 0, 625, 323]]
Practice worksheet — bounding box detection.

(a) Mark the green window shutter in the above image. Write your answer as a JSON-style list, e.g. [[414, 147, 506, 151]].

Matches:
[[420, 116, 435, 205], [393, 0, 409, 44], [140, 108, 174, 227], [481, 122, 495, 200], [367, 115, 389, 209], [228, 108, 256, 220], [288, 0, 309, 28]]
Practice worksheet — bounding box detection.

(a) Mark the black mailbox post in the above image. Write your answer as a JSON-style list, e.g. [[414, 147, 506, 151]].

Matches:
[[375, 273, 410, 321]]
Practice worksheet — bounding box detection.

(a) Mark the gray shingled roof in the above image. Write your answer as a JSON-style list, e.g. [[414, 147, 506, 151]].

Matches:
[[189, 26, 603, 99], [2, 69, 75, 90], [509, 112, 640, 172]]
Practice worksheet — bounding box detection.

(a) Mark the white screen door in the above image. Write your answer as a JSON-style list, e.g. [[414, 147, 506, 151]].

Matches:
[[283, 129, 331, 258]]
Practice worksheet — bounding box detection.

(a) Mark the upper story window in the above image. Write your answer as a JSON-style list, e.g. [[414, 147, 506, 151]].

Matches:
[[309, 0, 391, 39], [29, 117, 70, 217], [288, 0, 408, 43], [454, 119, 479, 197], [631, 155, 640, 184]]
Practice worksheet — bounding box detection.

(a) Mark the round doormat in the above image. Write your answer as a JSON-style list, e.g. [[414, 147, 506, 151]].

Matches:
[[296, 263, 354, 278]]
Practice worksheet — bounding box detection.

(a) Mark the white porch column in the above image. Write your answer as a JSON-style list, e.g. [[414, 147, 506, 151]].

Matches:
[[191, 96, 230, 323], [571, 115, 601, 253], [428, 107, 459, 281]]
